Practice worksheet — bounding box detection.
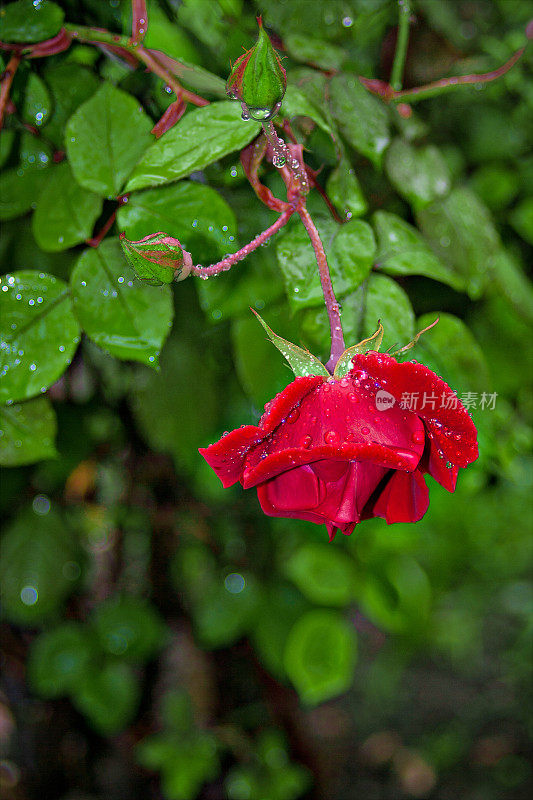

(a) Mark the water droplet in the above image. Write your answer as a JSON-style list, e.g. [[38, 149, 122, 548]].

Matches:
[[272, 153, 286, 168], [411, 430, 425, 444], [29, 363, 37, 371], [324, 430, 338, 444], [300, 434, 312, 448], [445, 461, 453, 469], [241, 107, 251, 121], [361, 427, 370, 435], [287, 408, 300, 423]]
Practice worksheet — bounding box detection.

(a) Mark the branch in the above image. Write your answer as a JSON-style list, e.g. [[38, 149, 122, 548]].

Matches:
[[0, 54, 20, 129]]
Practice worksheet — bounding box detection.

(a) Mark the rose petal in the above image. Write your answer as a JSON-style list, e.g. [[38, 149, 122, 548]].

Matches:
[[259, 375, 324, 433], [199, 425, 262, 488], [420, 430, 459, 492], [311, 460, 388, 526], [350, 352, 478, 469], [371, 469, 429, 524]]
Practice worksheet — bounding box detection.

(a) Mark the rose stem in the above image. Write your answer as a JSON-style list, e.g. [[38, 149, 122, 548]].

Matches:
[[191, 208, 295, 279], [390, 0, 411, 91], [297, 204, 345, 373], [261, 120, 309, 194], [63, 24, 208, 107], [0, 54, 21, 129]]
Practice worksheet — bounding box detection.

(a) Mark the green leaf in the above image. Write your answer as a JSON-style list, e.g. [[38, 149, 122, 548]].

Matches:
[[385, 139, 451, 210], [280, 84, 335, 137], [197, 245, 284, 323], [276, 217, 376, 312], [328, 74, 390, 168], [363, 274, 415, 352], [193, 573, 261, 649], [92, 596, 167, 661], [416, 187, 502, 299], [72, 661, 140, 735], [326, 156, 368, 219], [0, 397, 57, 466], [0, 0, 64, 43], [333, 322, 384, 379], [70, 238, 173, 367], [251, 309, 329, 378], [137, 731, 219, 800], [355, 554, 431, 634], [331, 219, 376, 287], [0, 129, 15, 169], [491, 249, 533, 325], [21, 73, 51, 129], [140, 2, 201, 66], [125, 102, 261, 191], [117, 180, 237, 264], [42, 63, 100, 149], [28, 623, 95, 698], [231, 308, 299, 408], [66, 83, 153, 197], [372, 210, 463, 290], [0, 166, 49, 221], [509, 196, 533, 246], [130, 327, 218, 475], [0, 271, 80, 404], [32, 162, 103, 251], [284, 544, 356, 607], [250, 583, 309, 680], [283, 610, 357, 705], [0, 506, 80, 626], [284, 33, 346, 71], [412, 312, 489, 393]]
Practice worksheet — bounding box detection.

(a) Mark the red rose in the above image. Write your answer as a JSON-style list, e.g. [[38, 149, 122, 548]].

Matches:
[[200, 352, 478, 540]]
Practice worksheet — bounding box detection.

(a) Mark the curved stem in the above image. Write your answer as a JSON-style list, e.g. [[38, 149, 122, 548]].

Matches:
[[297, 205, 344, 373], [262, 121, 309, 194], [191, 209, 294, 279], [390, 0, 411, 91], [0, 54, 21, 129]]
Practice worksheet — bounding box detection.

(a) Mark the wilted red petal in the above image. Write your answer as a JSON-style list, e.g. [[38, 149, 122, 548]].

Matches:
[[372, 469, 429, 524], [350, 352, 478, 469]]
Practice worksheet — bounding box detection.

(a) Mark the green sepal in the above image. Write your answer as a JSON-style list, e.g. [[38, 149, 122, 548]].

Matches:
[[333, 322, 384, 378], [251, 309, 329, 378], [392, 317, 439, 356]]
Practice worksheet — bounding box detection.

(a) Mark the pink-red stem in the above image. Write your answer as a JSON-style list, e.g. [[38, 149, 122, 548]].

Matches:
[[191, 209, 295, 278], [297, 204, 345, 372], [0, 54, 20, 129]]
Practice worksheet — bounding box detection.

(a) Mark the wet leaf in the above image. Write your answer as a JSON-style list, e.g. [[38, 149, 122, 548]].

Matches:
[[32, 162, 103, 251], [326, 156, 368, 218], [70, 238, 173, 367], [385, 139, 451, 210], [0, 271, 80, 404], [0, 0, 64, 43], [372, 210, 463, 290], [66, 83, 153, 197], [118, 180, 237, 264], [125, 102, 261, 191], [42, 63, 100, 148], [329, 74, 390, 167], [416, 187, 501, 299], [334, 322, 384, 378], [276, 216, 375, 311], [0, 397, 57, 466], [21, 73, 51, 129]]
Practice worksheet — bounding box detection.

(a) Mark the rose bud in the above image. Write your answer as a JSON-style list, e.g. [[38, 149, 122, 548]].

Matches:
[[226, 17, 286, 122], [200, 353, 478, 542], [119, 232, 192, 286]]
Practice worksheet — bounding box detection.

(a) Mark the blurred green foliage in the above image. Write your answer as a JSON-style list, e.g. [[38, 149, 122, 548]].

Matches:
[[0, 1, 532, 799]]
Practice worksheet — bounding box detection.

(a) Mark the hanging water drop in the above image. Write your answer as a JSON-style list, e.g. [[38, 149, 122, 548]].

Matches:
[[272, 153, 286, 168]]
